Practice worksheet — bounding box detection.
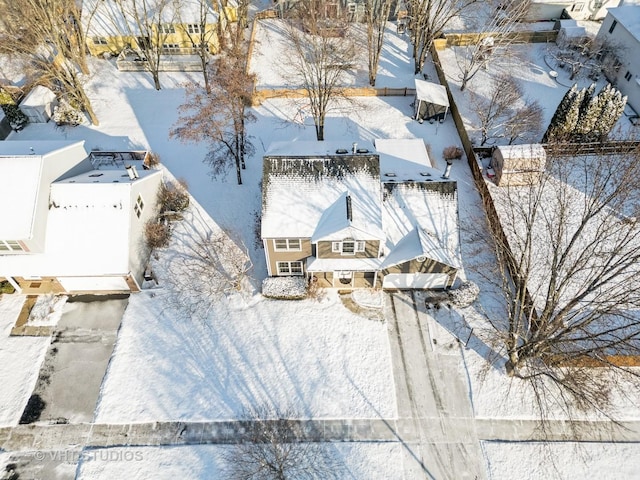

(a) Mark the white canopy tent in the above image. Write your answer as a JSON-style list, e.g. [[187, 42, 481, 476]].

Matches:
[[414, 79, 450, 123]]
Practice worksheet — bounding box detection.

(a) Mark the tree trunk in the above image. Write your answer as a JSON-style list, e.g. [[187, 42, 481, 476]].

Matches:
[[235, 158, 242, 185], [153, 71, 161, 91], [316, 123, 324, 141]]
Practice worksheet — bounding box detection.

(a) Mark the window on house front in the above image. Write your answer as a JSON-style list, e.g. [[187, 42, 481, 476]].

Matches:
[[0, 240, 24, 252], [609, 20, 617, 34], [159, 23, 175, 34], [276, 261, 303, 275], [92, 37, 108, 45], [625, 71, 632, 81], [332, 240, 365, 255], [571, 3, 584, 11], [274, 239, 301, 251], [162, 43, 181, 54], [187, 24, 202, 34], [134, 194, 145, 219]]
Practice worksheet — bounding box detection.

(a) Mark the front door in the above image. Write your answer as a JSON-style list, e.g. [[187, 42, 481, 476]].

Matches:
[[335, 271, 353, 287]]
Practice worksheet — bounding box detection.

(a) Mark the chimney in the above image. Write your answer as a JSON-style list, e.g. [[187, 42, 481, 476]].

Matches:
[[125, 165, 137, 180], [442, 160, 452, 179], [346, 195, 352, 221], [131, 165, 139, 179], [352, 142, 357, 154]]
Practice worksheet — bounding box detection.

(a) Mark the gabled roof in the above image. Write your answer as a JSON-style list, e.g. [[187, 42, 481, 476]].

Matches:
[[0, 140, 86, 239], [380, 227, 458, 269], [312, 191, 385, 242], [262, 141, 382, 239], [381, 181, 460, 270]]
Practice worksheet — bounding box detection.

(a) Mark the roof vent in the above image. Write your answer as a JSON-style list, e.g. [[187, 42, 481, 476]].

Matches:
[[346, 195, 352, 221], [352, 142, 358, 154], [420, 172, 432, 177], [356, 148, 369, 154], [384, 172, 396, 177], [335, 148, 349, 154]]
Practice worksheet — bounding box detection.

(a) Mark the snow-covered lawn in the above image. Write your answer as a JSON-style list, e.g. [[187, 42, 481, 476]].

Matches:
[[75, 443, 403, 479], [95, 197, 396, 422], [0, 294, 50, 426], [482, 441, 640, 480]]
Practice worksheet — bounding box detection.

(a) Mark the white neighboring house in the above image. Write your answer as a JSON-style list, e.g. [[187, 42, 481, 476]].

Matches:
[[596, 5, 640, 116], [0, 140, 162, 294], [528, 0, 621, 21]]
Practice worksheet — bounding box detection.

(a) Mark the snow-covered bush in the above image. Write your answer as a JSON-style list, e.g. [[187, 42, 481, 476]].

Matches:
[[0, 88, 28, 130], [443, 145, 463, 161], [52, 99, 84, 126], [448, 281, 479, 307], [262, 276, 307, 300]]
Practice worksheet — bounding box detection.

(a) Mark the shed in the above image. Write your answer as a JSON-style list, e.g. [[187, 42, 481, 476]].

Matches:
[[491, 144, 546, 186], [19, 86, 57, 123], [414, 79, 449, 123]]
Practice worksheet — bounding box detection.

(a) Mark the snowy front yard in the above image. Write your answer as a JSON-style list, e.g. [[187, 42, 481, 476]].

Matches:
[[95, 199, 396, 422]]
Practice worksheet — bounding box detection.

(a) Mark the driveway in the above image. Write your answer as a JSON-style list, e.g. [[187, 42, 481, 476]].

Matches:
[[384, 290, 486, 480], [21, 295, 129, 424]]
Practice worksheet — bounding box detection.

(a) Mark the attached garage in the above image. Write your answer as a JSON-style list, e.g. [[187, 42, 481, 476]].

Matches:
[[383, 273, 451, 290]]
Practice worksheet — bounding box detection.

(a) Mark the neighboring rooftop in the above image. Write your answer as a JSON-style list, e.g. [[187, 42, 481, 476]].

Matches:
[[608, 5, 640, 39]]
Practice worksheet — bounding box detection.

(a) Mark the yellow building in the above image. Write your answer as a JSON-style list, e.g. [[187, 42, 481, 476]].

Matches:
[[82, 0, 237, 57]]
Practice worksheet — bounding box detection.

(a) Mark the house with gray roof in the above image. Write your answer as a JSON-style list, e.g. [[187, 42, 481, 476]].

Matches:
[[261, 139, 461, 289]]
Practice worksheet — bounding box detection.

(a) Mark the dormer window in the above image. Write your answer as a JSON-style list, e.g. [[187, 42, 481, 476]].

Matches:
[[332, 240, 365, 255]]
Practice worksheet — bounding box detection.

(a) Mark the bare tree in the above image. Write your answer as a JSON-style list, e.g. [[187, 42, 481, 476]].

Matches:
[[365, 0, 393, 86], [454, 0, 531, 91], [164, 222, 253, 319], [170, 45, 255, 185], [407, 0, 483, 74], [485, 143, 640, 418], [0, 0, 100, 124], [223, 406, 343, 480], [283, 1, 359, 141], [547, 35, 623, 82], [470, 74, 542, 146], [176, 0, 220, 93]]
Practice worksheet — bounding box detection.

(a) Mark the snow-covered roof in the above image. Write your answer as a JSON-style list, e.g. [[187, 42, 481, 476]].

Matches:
[[494, 143, 546, 160], [265, 140, 376, 157], [312, 191, 385, 242], [56, 166, 157, 184], [608, 6, 640, 41], [414, 79, 450, 108], [0, 171, 161, 277], [381, 182, 460, 270], [84, 0, 219, 38], [0, 140, 85, 239], [262, 142, 382, 239], [20, 86, 56, 108], [374, 138, 440, 181]]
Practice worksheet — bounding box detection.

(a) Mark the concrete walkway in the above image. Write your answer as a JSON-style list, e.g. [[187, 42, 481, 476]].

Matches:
[[3, 417, 640, 453]]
